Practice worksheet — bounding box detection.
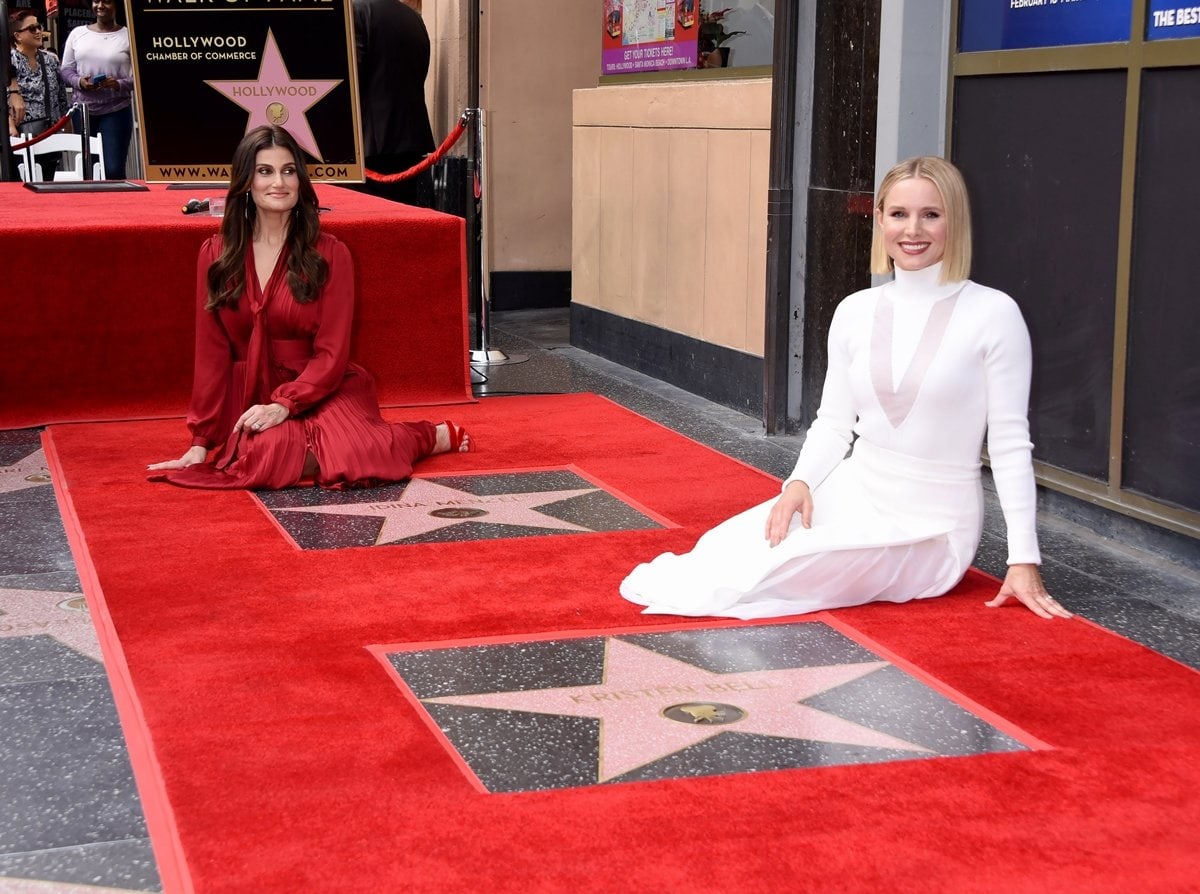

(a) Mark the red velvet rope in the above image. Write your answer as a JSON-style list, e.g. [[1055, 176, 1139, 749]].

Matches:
[[12, 107, 466, 179], [363, 114, 468, 184], [10, 105, 79, 151]]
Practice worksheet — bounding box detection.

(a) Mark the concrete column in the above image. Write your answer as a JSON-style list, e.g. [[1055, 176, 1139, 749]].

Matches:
[[873, 0, 951, 189]]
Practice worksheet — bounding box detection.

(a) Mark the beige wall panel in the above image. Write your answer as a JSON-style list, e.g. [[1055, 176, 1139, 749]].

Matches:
[[664, 129, 709, 336], [572, 127, 603, 309], [630, 128, 671, 324], [745, 128, 770, 355], [597, 127, 635, 314], [571, 78, 770, 355], [424, 0, 468, 147], [574, 79, 772, 130], [483, 0, 599, 272], [702, 129, 753, 351]]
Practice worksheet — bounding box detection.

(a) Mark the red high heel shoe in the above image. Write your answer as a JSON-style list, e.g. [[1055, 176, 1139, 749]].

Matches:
[[445, 421, 473, 453]]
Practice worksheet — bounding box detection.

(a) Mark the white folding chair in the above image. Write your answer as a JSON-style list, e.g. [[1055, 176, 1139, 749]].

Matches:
[[8, 132, 101, 182], [9, 135, 44, 182], [52, 134, 106, 181]]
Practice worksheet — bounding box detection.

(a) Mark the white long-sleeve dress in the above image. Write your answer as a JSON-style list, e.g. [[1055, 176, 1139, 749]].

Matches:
[[620, 262, 1041, 619]]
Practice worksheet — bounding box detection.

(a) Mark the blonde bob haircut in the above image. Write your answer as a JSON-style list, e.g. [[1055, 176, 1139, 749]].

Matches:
[[870, 156, 972, 284]]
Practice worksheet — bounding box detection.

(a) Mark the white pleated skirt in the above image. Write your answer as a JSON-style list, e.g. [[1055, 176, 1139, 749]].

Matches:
[[620, 439, 984, 619]]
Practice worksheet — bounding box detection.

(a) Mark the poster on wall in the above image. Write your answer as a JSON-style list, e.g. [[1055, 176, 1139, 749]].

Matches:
[[126, 0, 363, 182], [54, 0, 94, 55], [1146, 0, 1200, 39], [958, 0, 1132, 52], [601, 0, 699, 75]]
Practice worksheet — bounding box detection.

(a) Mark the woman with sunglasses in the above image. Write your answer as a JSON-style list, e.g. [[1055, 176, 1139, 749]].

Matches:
[[8, 10, 69, 177], [60, 0, 134, 179]]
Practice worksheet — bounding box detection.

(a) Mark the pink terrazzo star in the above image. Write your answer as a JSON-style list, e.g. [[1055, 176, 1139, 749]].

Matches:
[[205, 29, 341, 161], [426, 638, 932, 782], [0, 588, 101, 662], [274, 477, 599, 545], [0, 447, 51, 495]]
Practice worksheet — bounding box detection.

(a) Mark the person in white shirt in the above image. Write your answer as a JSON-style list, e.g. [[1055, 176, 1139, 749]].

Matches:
[[621, 156, 1070, 622], [59, 0, 133, 179]]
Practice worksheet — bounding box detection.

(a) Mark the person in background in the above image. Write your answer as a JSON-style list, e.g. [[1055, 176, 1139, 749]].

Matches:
[[622, 156, 1070, 622], [148, 125, 471, 490], [60, 0, 133, 179], [8, 11, 70, 178], [351, 0, 436, 207], [5, 47, 27, 132]]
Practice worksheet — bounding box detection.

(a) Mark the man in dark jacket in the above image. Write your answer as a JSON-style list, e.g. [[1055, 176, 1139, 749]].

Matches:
[[352, 0, 436, 206]]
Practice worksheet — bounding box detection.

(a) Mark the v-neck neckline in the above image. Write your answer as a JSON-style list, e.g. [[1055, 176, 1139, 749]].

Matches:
[[252, 242, 286, 300], [869, 283, 964, 428]]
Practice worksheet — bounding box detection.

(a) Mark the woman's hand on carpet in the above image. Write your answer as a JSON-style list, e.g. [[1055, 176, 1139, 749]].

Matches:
[[147, 445, 208, 471], [985, 564, 1071, 619], [235, 402, 289, 434], [766, 481, 813, 547]]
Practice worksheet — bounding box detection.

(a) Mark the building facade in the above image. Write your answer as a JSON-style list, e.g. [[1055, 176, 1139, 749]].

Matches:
[[570, 0, 1200, 550]]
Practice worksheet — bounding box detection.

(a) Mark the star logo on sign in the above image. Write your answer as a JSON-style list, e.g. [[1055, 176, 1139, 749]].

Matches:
[[425, 638, 932, 782], [0, 588, 101, 662], [206, 29, 341, 161], [274, 477, 599, 545], [0, 447, 51, 495]]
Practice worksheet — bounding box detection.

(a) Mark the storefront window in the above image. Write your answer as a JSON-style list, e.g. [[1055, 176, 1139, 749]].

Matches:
[[600, 0, 774, 77]]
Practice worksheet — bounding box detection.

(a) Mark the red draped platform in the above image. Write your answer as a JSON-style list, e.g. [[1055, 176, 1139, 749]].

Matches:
[[0, 183, 473, 430]]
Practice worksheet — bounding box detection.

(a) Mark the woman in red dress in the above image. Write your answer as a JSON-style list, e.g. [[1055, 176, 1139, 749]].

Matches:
[[149, 124, 469, 489]]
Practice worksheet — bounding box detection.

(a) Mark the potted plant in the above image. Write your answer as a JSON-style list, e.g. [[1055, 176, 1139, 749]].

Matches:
[[698, 6, 746, 68]]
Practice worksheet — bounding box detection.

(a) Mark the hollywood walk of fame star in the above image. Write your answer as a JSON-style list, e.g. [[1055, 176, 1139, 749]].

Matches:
[[0, 587, 101, 662], [424, 638, 932, 782], [205, 29, 341, 161], [273, 477, 601, 545], [0, 447, 51, 495]]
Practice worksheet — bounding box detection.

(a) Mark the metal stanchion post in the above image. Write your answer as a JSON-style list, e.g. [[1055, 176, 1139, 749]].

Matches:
[[468, 106, 525, 369], [464, 0, 525, 378], [80, 105, 93, 181]]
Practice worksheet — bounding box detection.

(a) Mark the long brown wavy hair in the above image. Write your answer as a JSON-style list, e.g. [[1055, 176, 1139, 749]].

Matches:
[[205, 125, 327, 310]]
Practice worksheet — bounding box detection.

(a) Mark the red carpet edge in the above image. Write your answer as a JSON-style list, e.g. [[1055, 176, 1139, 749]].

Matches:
[[43, 430, 195, 894]]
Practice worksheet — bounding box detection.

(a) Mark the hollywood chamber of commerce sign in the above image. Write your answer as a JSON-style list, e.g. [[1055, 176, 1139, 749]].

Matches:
[[127, 0, 364, 182]]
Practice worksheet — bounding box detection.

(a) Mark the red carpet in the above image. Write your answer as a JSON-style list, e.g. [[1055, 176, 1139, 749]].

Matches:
[[0, 183, 472, 430], [46, 394, 1200, 893]]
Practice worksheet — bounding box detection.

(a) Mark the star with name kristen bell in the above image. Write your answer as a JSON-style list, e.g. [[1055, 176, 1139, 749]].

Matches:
[[424, 638, 932, 782], [0, 447, 52, 495], [273, 477, 601, 545], [205, 28, 341, 161]]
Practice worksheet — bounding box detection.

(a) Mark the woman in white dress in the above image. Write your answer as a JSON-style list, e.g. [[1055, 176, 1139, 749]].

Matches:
[[621, 156, 1071, 621]]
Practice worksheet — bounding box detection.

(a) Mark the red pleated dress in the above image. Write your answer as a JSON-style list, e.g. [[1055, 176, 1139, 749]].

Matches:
[[159, 232, 436, 490]]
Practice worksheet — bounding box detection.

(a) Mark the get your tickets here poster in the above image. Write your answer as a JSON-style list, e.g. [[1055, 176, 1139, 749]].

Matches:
[[602, 0, 698, 74]]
